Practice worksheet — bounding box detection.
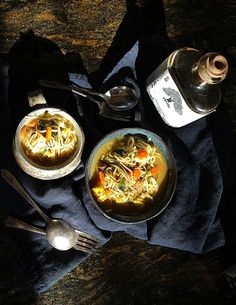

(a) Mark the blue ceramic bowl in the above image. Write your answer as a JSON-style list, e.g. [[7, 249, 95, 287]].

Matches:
[[85, 128, 176, 224]]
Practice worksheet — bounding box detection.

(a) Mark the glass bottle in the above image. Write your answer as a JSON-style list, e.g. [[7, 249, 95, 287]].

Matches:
[[146, 47, 228, 127]]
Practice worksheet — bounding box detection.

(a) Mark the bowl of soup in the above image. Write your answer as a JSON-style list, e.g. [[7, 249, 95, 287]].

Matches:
[[85, 128, 176, 224], [13, 107, 85, 180]]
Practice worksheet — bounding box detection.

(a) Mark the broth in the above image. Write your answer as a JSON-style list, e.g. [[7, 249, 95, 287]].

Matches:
[[90, 134, 168, 215]]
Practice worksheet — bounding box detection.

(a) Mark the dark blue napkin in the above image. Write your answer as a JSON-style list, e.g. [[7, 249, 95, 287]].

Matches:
[[0, 54, 110, 294], [0, 34, 235, 294], [71, 37, 233, 254]]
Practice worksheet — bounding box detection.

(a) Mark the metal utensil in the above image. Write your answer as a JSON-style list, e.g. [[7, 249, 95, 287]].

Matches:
[[38, 79, 139, 112], [5, 216, 99, 254], [5, 215, 46, 235], [95, 103, 141, 122], [1, 169, 100, 252], [39, 79, 137, 121]]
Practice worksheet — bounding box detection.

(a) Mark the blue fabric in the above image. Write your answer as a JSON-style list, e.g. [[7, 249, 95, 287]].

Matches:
[[0, 34, 235, 293]]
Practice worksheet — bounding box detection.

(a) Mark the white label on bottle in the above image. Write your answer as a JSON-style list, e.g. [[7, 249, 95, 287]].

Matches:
[[146, 70, 208, 127], [28, 90, 47, 107]]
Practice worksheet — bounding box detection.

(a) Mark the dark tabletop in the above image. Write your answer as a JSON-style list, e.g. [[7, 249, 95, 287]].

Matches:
[[1, 1, 236, 305]]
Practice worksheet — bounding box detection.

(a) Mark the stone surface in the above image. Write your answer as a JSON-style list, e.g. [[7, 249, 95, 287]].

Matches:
[[0, 0, 126, 72], [1, 1, 236, 304]]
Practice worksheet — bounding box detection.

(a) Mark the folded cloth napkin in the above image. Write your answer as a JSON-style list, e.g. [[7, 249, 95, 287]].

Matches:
[[72, 35, 233, 253], [0, 34, 235, 294]]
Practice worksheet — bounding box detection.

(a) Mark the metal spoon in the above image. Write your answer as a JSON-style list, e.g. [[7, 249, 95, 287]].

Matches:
[[4, 215, 99, 254], [38, 78, 140, 112], [1, 169, 77, 251]]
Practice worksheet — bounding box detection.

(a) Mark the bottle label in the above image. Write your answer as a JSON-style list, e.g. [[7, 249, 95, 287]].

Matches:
[[146, 69, 207, 127], [28, 89, 47, 107]]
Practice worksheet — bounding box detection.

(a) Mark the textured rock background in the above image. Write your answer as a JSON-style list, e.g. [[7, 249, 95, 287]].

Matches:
[[0, 1, 236, 304]]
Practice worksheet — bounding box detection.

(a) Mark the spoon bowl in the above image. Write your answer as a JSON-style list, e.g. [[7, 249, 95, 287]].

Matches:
[[1, 169, 78, 251], [104, 85, 138, 111], [5, 215, 101, 253], [38, 79, 139, 112], [46, 219, 77, 250]]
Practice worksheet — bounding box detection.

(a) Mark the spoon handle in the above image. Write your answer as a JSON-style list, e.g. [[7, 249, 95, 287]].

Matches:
[[5, 216, 46, 236], [1, 169, 50, 222], [125, 76, 140, 97], [38, 79, 102, 106], [69, 81, 106, 99], [38, 79, 86, 95]]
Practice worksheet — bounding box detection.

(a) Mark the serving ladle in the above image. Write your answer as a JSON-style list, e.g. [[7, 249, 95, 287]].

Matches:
[[1, 169, 95, 252], [38, 78, 140, 112]]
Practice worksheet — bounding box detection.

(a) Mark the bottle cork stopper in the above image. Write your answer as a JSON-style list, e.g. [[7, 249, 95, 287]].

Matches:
[[198, 53, 228, 84]]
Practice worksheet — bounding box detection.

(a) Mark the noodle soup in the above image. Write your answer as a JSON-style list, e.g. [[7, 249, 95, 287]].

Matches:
[[19, 111, 79, 167], [13, 108, 85, 180], [89, 133, 169, 216]]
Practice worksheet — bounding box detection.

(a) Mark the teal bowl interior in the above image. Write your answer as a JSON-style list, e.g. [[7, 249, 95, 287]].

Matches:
[[85, 128, 177, 224]]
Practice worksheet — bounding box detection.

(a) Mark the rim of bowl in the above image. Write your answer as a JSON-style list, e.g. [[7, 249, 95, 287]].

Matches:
[[85, 127, 177, 224], [13, 107, 85, 180]]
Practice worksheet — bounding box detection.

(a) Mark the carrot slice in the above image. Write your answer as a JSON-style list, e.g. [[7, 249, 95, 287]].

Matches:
[[98, 171, 105, 184], [137, 149, 148, 158], [132, 168, 141, 179], [105, 188, 112, 196], [27, 118, 37, 128], [20, 126, 28, 139], [150, 166, 158, 176], [46, 126, 52, 141]]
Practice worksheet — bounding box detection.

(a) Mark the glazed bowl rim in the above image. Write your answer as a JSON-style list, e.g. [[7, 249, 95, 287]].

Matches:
[[85, 127, 177, 224]]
